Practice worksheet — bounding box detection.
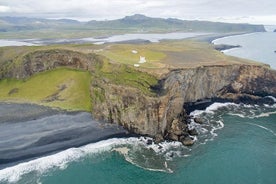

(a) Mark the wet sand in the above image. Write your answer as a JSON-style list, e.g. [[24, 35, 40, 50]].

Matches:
[[0, 103, 129, 168]]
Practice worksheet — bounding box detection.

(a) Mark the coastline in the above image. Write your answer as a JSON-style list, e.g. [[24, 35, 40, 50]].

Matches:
[[1, 31, 275, 170], [0, 103, 131, 169], [190, 32, 250, 43]]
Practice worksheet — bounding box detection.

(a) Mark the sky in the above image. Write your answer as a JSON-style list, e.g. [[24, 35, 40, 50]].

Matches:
[[0, 0, 276, 25]]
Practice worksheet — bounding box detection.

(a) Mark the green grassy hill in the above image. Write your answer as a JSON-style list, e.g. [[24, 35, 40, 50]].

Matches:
[[0, 68, 91, 111]]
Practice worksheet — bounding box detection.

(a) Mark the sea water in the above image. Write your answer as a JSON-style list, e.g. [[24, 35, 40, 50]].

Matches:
[[212, 32, 276, 69], [1, 32, 276, 184], [0, 102, 275, 184]]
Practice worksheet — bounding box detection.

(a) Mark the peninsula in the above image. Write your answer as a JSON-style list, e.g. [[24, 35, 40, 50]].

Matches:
[[1, 39, 276, 147]]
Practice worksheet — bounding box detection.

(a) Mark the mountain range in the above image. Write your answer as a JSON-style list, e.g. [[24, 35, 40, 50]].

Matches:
[[0, 14, 265, 33]]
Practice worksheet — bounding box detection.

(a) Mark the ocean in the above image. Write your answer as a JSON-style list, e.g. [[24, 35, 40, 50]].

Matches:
[[0, 32, 276, 184], [212, 32, 276, 69]]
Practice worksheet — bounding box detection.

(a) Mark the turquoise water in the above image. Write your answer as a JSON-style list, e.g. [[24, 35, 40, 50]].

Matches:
[[1, 103, 275, 184], [212, 32, 276, 69]]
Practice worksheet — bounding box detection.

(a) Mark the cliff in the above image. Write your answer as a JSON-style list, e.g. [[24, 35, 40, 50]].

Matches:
[[0, 42, 276, 145], [91, 64, 276, 144]]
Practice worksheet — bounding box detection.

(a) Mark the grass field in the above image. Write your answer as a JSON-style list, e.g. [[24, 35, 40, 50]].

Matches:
[[0, 39, 266, 111], [101, 44, 166, 68], [99, 61, 158, 96], [0, 68, 91, 111]]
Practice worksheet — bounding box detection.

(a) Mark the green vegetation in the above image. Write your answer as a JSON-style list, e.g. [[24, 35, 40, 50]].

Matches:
[[98, 61, 158, 96], [0, 68, 91, 111], [101, 44, 166, 68], [0, 39, 266, 111]]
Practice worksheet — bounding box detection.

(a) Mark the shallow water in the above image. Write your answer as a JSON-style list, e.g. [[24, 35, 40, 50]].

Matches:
[[0, 32, 209, 46], [0, 40, 36, 47]]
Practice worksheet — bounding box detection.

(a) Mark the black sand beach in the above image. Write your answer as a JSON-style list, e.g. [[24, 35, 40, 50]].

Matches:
[[0, 103, 129, 168]]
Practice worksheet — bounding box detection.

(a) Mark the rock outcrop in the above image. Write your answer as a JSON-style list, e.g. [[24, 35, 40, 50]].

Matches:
[[0, 49, 102, 79]]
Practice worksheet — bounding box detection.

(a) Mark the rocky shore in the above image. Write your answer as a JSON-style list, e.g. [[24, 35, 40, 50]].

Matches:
[[213, 44, 241, 51]]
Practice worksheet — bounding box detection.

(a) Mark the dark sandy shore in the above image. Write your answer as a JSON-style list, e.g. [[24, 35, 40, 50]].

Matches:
[[189, 32, 248, 43], [0, 103, 129, 169]]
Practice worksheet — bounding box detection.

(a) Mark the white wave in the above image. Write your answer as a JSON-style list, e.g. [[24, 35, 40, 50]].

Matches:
[[0, 138, 136, 183], [229, 110, 276, 119], [221, 47, 240, 53], [228, 113, 246, 118], [190, 102, 232, 145], [0, 137, 185, 183], [254, 111, 276, 118], [267, 96, 276, 102], [245, 123, 276, 136], [123, 153, 173, 173], [191, 102, 238, 116], [146, 139, 183, 154]]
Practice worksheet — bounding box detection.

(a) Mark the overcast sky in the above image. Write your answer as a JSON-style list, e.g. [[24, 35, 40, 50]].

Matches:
[[0, 0, 275, 24]]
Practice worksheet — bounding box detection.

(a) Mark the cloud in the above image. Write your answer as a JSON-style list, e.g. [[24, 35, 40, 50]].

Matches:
[[0, 5, 10, 12], [0, 0, 276, 24]]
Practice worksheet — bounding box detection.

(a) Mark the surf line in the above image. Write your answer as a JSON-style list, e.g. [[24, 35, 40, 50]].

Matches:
[[112, 147, 174, 173], [245, 122, 276, 136]]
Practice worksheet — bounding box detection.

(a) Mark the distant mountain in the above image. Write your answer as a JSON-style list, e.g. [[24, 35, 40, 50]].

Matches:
[[0, 16, 81, 25], [86, 14, 266, 33], [0, 16, 82, 32], [0, 14, 266, 38]]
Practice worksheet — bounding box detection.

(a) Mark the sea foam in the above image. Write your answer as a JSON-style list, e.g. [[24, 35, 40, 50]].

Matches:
[[0, 137, 185, 183], [1, 102, 275, 183], [0, 138, 129, 183]]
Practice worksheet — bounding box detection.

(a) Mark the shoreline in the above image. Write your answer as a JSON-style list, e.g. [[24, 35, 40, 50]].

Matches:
[[190, 32, 250, 43], [1, 95, 275, 169], [0, 102, 132, 169], [0, 32, 250, 47]]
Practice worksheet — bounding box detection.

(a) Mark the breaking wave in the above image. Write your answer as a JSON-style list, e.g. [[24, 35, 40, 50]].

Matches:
[[0, 137, 187, 183], [1, 101, 275, 183]]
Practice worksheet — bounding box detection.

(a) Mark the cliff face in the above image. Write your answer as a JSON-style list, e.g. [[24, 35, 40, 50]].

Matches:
[[0, 49, 102, 79], [91, 64, 276, 143]]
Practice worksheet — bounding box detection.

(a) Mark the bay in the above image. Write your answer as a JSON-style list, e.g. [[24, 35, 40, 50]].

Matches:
[[212, 32, 276, 69]]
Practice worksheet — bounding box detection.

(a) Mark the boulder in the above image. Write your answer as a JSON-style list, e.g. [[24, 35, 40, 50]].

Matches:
[[174, 130, 183, 136], [194, 117, 204, 124], [168, 133, 179, 141], [154, 133, 164, 144], [181, 136, 194, 146], [188, 128, 198, 136]]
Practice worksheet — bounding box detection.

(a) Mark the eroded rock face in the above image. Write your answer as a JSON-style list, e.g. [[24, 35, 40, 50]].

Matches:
[[91, 64, 276, 142], [2, 49, 102, 79], [91, 81, 163, 136]]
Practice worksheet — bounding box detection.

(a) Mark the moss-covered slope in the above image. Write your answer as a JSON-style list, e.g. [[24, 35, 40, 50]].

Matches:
[[0, 68, 91, 111]]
